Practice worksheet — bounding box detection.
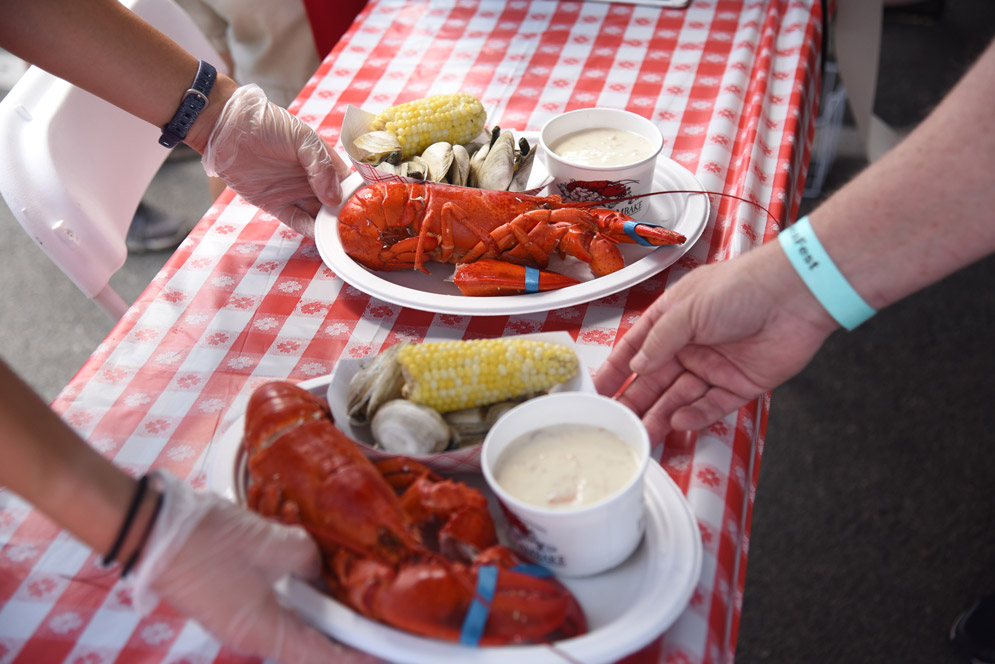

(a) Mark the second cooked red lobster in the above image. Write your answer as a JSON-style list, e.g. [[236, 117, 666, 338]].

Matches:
[[243, 381, 587, 645], [337, 181, 686, 295]]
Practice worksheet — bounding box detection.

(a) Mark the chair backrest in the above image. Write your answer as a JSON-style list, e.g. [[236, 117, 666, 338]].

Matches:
[[0, 0, 226, 319]]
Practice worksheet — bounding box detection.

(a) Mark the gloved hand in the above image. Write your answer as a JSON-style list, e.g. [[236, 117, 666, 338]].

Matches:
[[130, 470, 375, 664], [202, 84, 352, 238]]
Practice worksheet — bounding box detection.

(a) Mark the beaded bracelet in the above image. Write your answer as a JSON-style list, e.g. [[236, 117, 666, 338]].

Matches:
[[778, 216, 876, 330], [102, 474, 149, 568]]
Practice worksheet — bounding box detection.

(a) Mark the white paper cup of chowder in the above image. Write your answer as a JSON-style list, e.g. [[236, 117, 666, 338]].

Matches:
[[539, 108, 663, 221], [481, 392, 650, 577]]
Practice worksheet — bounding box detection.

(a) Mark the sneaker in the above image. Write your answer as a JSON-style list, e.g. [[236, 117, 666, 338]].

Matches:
[[950, 595, 995, 664], [126, 202, 194, 253]]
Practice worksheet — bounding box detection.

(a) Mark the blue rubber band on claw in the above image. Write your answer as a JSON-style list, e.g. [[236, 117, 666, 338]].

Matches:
[[512, 562, 555, 578], [623, 220, 657, 247], [524, 266, 540, 293], [459, 565, 498, 646]]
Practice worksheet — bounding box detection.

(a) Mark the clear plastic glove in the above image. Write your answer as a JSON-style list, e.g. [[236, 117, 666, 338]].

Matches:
[[130, 470, 375, 664], [202, 84, 352, 238]]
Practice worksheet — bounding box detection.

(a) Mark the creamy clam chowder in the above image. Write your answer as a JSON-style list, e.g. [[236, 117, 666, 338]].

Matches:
[[493, 423, 640, 510], [549, 128, 655, 167]]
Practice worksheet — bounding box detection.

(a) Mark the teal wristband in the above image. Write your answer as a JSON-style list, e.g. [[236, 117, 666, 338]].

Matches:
[[778, 216, 875, 330]]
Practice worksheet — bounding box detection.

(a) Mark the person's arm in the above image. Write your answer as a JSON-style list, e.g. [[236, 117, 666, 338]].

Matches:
[[803, 38, 995, 311], [595, 39, 995, 439], [0, 0, 236, 153], [0, 359, 370, 663], [0, 0, 351, 235], [0, 359, 160, 566]]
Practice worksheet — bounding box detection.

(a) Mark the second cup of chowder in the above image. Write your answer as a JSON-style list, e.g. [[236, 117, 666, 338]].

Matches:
[[481, 392, 650, 578], [539, 108, 663, 221]]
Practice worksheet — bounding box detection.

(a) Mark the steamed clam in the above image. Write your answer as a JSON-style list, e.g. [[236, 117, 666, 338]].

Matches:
[[443, 399, 523, 448], [473, 130, 516, 191], [353, 130, 403, 165], [449, 144, 470, 186], [419, 142, 455, 182], [353, 125, 535, 192], [370, 399, 451, 455], [346, 341, 406, 425]]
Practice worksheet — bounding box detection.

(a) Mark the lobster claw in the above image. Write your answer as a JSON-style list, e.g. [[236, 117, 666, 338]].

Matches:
[[452, 258, 580, 296]]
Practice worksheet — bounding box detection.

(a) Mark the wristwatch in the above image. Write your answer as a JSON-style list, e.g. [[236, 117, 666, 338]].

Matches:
[[159, 60, 217, 148]]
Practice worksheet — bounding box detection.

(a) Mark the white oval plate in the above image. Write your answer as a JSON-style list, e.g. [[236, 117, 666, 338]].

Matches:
[[278, 463, 701, 663], [206, 368, 703, 662], [315, 148, 709, 316], [208, 439, 702, 663]]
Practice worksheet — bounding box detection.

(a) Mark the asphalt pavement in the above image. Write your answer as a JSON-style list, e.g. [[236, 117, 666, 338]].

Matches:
[[1, 3, 993, 662]]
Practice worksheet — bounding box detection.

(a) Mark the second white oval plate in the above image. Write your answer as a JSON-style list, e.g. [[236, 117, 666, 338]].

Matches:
[[315, 151, 709, 316]]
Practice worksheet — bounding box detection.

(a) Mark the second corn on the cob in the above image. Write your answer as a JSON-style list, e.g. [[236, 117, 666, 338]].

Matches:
[[370, 93, 486, 160], [397, 338, 578, 413]]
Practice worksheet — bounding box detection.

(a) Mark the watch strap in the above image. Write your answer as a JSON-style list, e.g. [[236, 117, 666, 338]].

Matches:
[[159, 60, 217, 148]]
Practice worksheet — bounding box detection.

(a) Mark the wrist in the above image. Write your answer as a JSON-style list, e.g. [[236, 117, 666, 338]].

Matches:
[[116, 486, 164, 574], [101, 474, 164, 575], [777, 216, 876, 331], [758, 236, 841, 336], [183, 74, 239, 154]]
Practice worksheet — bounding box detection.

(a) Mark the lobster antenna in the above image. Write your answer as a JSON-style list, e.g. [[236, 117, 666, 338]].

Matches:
[[569, 189, 784, 226]]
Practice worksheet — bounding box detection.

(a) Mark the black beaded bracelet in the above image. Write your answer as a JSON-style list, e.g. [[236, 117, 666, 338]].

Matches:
[[102, 474, 149, 568], [121, 490, 165, 577], [159, 60, 217, 148]]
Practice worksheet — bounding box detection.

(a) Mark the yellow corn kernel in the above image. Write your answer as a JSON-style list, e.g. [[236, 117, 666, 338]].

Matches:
[[370, 93, 486, 159], [397, 338, 578, 413]]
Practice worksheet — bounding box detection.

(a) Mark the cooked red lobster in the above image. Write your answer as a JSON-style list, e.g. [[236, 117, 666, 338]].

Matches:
[[243, 381, 587, 644], [337, 181, 686, 295]]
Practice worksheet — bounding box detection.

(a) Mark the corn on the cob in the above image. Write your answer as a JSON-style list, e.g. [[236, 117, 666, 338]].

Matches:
[[397, 338, 578, 413], [370, 93, 486, 160]]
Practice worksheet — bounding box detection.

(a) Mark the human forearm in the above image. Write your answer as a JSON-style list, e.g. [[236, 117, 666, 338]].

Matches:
[[0, 0, 237, 152], [806, 39, 995, 313], [0, 360, 158, 566]]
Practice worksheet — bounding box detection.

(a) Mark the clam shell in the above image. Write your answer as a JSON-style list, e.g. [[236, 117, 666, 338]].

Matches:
[[371, 399, 452, 455], [353, 130, 403, 165], [420, 142, 455, 182], [475, 130, 516, 191], [443, 399, 524, 448], [449, 144, 470, 186], [346, 342, 407, 425], [508, 141, 537, 192], [399, 158, 426, 180], [467, 140, 490, 188], [463, 128, 492, 154]]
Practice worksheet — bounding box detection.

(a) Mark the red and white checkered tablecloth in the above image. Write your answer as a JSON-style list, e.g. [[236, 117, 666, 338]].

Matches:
[[0, 1, 824, 662]]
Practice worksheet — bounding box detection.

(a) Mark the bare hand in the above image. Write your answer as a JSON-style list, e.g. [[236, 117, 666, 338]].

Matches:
[[595, 248, 836, 441]]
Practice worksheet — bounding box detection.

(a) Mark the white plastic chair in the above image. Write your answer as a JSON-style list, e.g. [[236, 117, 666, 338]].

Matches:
[[0, 0, 227, 319]]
